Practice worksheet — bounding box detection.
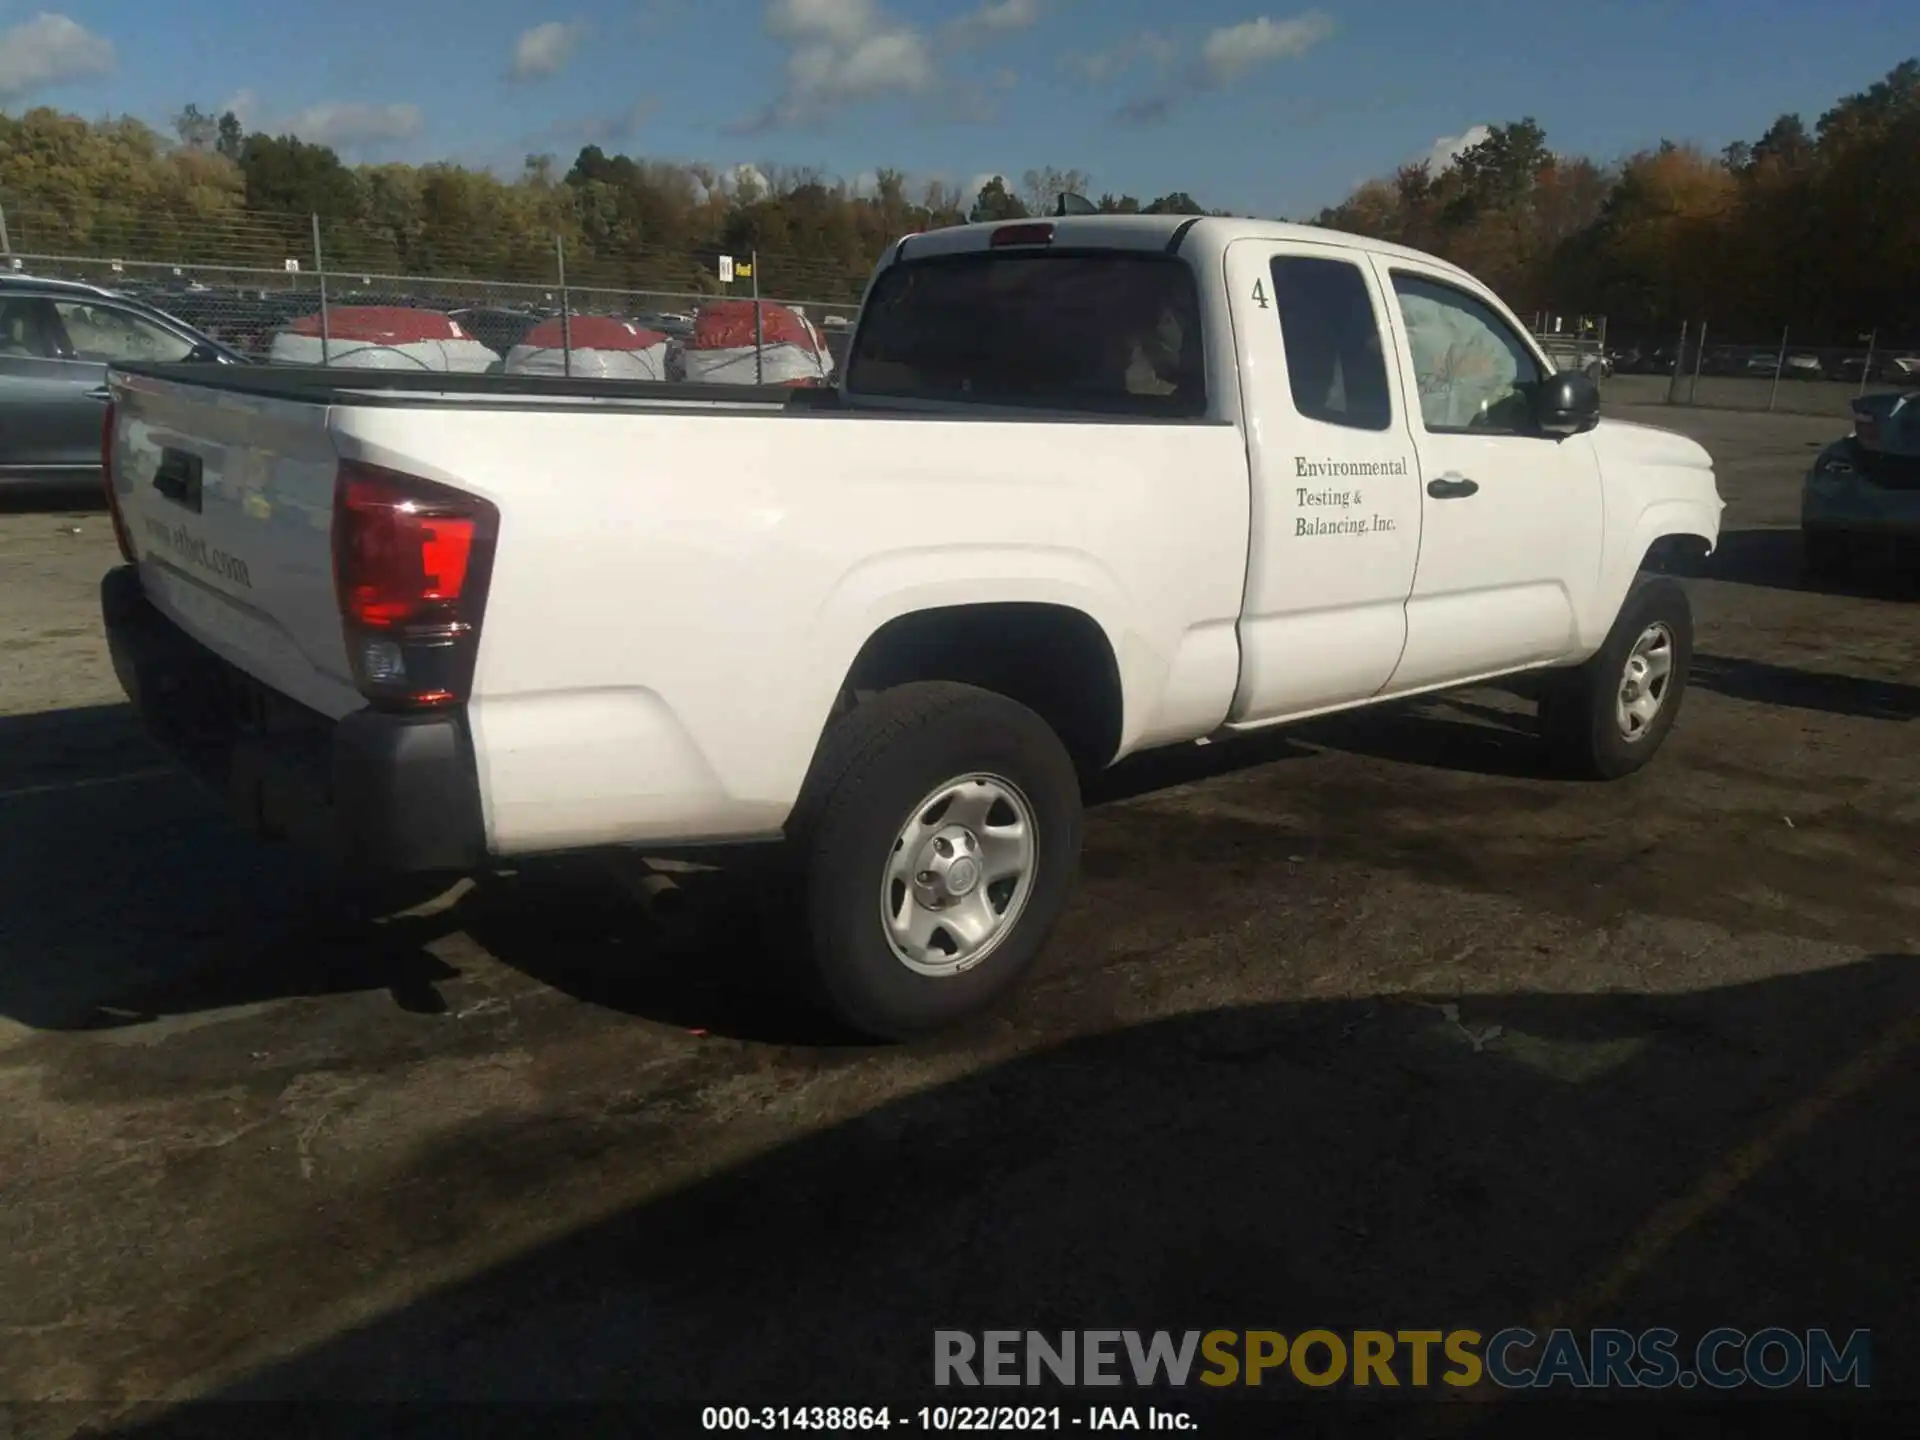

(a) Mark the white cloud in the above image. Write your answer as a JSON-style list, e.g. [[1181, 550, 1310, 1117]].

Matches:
[[1200, 11, 1336, 84], [219, 88, 261, 126], [280, 101, 424, 149], [510, 20, 587, 81], [947, 0, 1041, 46], [528, 96, 659, 149], [963, 171, 1006, 203], [0, 11, 116, 103], [220, 90, 424, 152], [579, 97, 659, 143], [1107, 11, 1333, 125], [742, 0, 934, 129], [1065, 30, 1176, 85], [1421, 123, 1491, 172]]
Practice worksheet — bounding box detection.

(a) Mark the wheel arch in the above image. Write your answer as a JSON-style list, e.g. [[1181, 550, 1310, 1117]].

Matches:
[[834, 600, 1126, 778]]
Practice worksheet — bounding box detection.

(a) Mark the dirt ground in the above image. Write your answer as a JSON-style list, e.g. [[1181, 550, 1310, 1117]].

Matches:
[[1, 400, 1915, 1434]]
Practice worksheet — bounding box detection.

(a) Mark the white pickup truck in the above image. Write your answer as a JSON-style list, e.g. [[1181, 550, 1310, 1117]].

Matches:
[[100, 213, 1723, 1039]]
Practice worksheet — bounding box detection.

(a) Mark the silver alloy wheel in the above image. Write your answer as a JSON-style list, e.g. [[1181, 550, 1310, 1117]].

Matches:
[[880, 773, 1037, 977], [1615, 621, 1675, 741]]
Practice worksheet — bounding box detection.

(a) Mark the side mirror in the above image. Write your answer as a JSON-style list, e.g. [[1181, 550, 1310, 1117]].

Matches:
[[1532, 370, 1601, 436]]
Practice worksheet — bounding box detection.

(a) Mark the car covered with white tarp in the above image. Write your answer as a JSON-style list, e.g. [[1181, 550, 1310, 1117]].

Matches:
[[269, 306, 499, 372]]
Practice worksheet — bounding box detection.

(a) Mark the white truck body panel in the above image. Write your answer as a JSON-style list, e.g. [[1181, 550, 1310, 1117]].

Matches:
[[333, 403, 1252, 849], [105, 214, 1723, 861], [110, 373, 365, 720]]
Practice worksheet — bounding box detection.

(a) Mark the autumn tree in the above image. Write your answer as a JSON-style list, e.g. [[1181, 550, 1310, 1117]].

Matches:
[[968, 176, 1029, 222], [1019, 167, 1090, 216], [3, 60, 1914, 345]]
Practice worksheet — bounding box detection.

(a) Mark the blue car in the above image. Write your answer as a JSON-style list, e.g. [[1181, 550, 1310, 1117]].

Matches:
[[1803, 390, 1920, 579]]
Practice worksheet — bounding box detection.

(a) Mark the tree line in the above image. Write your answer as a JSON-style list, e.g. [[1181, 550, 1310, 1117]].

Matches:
[[0, 59, 1912, 337], [1315, 60, 1919, 345], [0, 105, 1212, 304]]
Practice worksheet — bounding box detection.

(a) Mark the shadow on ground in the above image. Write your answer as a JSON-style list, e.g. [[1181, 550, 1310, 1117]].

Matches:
[[0, 485, 101, 517], [104, 955, 1918, 1434], [1668, 527, 1920, 600], [7, 659, 1916, 1044], [1691, 654, 1920, 722], [0, 704, 467, 1031]]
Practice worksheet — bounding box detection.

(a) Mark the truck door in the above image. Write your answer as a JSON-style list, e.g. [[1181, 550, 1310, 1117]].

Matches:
[[1366, 260, 1604, 693], [1222, 238, 1424, 727]]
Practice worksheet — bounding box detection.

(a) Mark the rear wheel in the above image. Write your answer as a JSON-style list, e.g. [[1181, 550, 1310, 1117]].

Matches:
[[1538, 578, 1693, 780], [789, 682, 1083, 1041]]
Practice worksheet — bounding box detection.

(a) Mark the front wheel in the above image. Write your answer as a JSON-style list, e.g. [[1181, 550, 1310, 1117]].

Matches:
[[1538, 577, 1694, 780], [790, 682, 1084, 1041]]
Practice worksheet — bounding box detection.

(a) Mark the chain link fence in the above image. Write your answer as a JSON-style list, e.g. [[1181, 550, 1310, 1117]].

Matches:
[[1, 204, 864, 383], [1594, 322, 1920, 420]]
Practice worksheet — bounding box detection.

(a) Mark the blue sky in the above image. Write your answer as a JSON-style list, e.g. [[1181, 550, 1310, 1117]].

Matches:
[[0, 0, 1908, 216]]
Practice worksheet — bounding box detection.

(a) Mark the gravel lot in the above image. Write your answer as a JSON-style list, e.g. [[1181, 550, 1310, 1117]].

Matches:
[[1606, 372, 1910, 421], [2, 400, 1916, 1432]]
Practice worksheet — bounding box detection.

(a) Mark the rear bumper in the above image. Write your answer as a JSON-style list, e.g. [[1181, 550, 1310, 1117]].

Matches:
[[100, 564, 487, 872]]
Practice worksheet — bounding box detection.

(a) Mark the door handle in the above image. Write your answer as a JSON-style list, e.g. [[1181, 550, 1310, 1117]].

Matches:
[[1427, 474, 1479, 499], [85, 386, 112, 401]]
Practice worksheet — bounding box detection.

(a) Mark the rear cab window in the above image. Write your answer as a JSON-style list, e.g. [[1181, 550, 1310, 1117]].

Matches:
[[845, 250, 1207, 419]]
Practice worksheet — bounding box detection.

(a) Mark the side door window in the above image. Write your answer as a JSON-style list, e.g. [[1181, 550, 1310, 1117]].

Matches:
[[50, 301, 197, 365], [1269, 254, 1393, 431], [1389, 272, 1542, 434]]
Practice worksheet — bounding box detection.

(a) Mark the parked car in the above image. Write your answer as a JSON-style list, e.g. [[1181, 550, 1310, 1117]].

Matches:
[[157, 289, 314, 359], [1802, 390, 1920, 580], [0, 275, 246, 493], [1744, 351, 1826, 381], [1618, 345, 1680, 376], [1836, 354, 1920, 386], [98, 213, 1723, 1040]]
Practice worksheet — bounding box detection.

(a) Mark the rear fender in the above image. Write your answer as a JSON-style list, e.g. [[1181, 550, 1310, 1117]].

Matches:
[[792, 544, 1153, 772]]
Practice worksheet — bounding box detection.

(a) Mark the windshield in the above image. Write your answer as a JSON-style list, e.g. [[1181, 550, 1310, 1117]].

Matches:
[[845, 250, 1207, 419]]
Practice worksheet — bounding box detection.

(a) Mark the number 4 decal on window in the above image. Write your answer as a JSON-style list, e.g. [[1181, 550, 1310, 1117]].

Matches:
[[1251, 278, 1270, 309]]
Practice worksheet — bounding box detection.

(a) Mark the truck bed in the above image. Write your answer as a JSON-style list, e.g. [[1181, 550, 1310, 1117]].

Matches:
[[112, 362, 841, 414], [109, 363, 1225, 426]]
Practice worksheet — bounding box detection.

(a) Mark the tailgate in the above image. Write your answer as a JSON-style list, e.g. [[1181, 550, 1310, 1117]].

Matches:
[[108, 369, 363, 719]]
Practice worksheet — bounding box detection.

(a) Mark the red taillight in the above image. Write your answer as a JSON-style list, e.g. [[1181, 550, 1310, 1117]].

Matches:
[[101, 399, 136, 563], [332, 460, 499, 709], [990, 222, 1054, 247]]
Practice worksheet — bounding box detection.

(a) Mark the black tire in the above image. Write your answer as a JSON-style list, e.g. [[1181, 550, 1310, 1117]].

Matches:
[[1538, 577, 1693, 781], [1802, 527, 1852, 582], [788, 682, 1083, 1041]]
